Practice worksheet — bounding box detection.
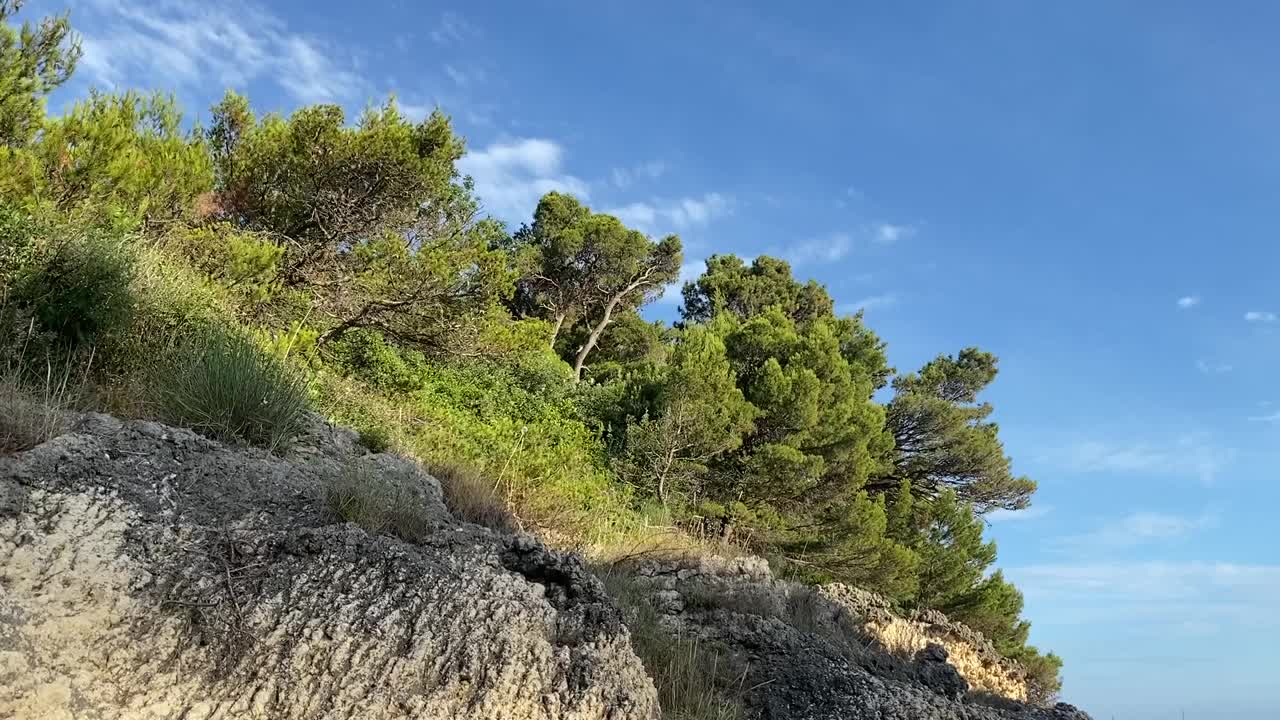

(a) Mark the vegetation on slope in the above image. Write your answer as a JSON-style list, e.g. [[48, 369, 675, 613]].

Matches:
[[0, 0, 1061, 704]]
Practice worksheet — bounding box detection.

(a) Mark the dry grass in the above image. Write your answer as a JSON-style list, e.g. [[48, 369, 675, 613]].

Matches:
[[324, 461, 438, 544], [424, 460, 516, 533], [596, 566, 745, 720], [0, 354, 85, 455]]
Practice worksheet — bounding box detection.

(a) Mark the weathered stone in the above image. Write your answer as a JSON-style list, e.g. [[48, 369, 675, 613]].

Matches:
[[0, 414, 657, 720]]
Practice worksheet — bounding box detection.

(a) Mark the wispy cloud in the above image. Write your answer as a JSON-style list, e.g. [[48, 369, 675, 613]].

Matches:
[[838, 293, 899, 315], [783, 233, 853, 265], [610, 160, 667, 189], [605, 193, 732, 233], [429, 11, 479, 46], [459, 138, 589, 222], [1244, 310, 1277, 323], [987, 505, 1052, 522], [873, 222, 915, 244], [1195, 359, 1233, 374], [1247, 410, 1280, 422], [1008, 561, 1280, 602], [1058, 510, 1218, 549], [1176, 295, 1201, 309], [1047, 434, 1235, 485], [73, 0, 364, 104]]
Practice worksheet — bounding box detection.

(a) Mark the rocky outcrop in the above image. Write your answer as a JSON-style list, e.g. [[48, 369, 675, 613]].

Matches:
[[0, 413, 657, 720], [621, 554, 1090, 720]]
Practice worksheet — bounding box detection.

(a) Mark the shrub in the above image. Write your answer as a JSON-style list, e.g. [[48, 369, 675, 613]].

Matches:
[[11, 223, 136, 347], [358, 424, 394, 453], [425, 460, 515, 533], [154, 331, 307, 450]]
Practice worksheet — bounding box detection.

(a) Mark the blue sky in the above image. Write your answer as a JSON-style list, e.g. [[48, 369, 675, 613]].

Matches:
[[27, 1, 1280, 717]]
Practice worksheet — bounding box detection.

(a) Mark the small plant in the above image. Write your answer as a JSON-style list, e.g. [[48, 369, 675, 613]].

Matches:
[[0, 358, 79, 454], [358, 424, 394, 453], [425, 460, 516, 533], [154, 331, 307, 450], [324, 461, 437, 543]]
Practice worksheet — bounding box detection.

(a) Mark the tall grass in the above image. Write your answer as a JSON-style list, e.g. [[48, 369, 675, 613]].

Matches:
[[154, 331, 308, 450], [0, 348, 86, 454], [425, 460, 517, 533], [597, 566, 745, 720]]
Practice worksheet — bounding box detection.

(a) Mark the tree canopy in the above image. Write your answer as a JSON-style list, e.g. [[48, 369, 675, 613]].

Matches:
[[511, 192, 682, 379]]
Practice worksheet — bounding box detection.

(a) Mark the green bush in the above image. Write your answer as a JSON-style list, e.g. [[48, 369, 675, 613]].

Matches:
[[358, 424, 394, 453], [11, 222, 136, 347], [154, 331, 308, 450]]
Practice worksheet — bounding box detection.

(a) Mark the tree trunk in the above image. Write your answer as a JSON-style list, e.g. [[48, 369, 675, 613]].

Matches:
[[549, 312, 567, 347], [572, 297, 620, 381]]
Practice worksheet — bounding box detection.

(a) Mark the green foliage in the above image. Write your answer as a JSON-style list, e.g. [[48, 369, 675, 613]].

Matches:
[[206, 92, 511, 354], [0, 0, 80, 147], [155, 331, 308, 450], [8, 217, 136, 347], [615, 325, 756, 506], [358, 424, 393, 453], [878, 348, 1036, 512], [316, 359, 641, 545], [6, 91, 212, 227], [682, 255, 834, 326], [167, 223, 284, 308], [512, 192, 683, 378]]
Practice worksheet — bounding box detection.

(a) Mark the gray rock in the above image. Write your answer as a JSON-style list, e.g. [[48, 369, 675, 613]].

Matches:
[[0, 414, 657, 720]]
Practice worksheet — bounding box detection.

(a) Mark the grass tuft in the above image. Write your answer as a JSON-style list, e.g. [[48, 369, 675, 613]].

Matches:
[[324, 460, 438, 543], [597, 565, 745, 720], [425, 460, 516, 533], [0, 355, 82, 454], [154, 331, 307, 450]]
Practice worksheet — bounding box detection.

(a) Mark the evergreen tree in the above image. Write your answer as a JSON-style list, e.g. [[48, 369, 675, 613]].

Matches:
[[513, 192, 682, 379], [0, 0, 80, 147], [615, 324, 756, 506], [876, 347, 1036, 512]]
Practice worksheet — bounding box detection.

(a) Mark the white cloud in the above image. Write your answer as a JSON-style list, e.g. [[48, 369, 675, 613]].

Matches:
[[459, 138, 589, 222], [838, 294, 898, 315], [1008, 562, 1280, 602], [605, 193, 731, 233], [1049, 434, 1235, 486], [1247, 410, 1280, 422], [1176, 295, 1200, 309], [873, 222, 915, 244], [73, 0, 363, 104], [987, 505, 1052, 522], [1195, 359, 1233, 374], [1244, 310, 1277, 323], [783, 233, 853, 266], [1059, 510, 1217, 549], [610, 160, 667, 189]]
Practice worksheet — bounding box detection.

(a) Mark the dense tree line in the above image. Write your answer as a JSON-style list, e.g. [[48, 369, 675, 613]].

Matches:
[[0, 0, 1060, 695]]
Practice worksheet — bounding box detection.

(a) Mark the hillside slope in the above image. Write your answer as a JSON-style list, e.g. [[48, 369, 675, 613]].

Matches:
[[0, 412, 1090, 719]]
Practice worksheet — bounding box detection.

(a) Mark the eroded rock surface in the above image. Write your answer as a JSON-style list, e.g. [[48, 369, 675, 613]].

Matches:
[[0, 413, 657, 720], [622, 554, 1090, 720]]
